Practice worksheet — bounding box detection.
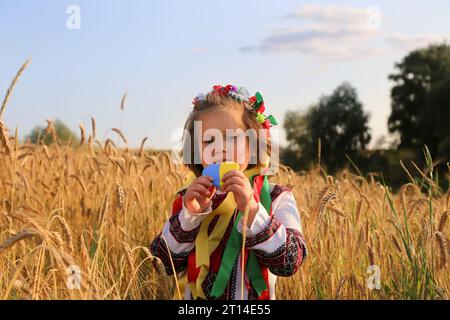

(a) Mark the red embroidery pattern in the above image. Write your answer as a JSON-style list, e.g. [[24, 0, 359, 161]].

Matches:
[[149, 183, 307, 299], [244, 216, 282, 248], [169, 212, 200, 243], [149, 234, 192, 275], [254, 229, 307, 277]]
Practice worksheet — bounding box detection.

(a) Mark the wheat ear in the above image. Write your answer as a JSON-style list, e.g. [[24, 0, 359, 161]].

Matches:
[[0, 58, 31, 118]]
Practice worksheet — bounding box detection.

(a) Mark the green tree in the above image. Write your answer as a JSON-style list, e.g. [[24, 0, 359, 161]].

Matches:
[[388, 43, 450, 162], [26, 119, 78, 145], [283, 108, 314, 171], [283, 82, 371, 173]]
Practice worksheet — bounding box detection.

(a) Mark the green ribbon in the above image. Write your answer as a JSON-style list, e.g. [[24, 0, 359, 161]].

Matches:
[[266, 114, 278, 126], [252, 92, 264, 112], [210, 174, 271, 298], [250, 92, 278, 129]]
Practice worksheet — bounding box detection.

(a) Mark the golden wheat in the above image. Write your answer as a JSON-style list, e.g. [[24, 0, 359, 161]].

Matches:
[[1, 60, 449, 300]]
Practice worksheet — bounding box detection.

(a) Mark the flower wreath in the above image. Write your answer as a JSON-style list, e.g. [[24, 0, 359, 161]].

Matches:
[[192, 84, 278, 131]]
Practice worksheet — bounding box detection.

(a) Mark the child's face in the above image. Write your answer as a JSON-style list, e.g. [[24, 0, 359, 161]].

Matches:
[[197, 108, 251, 171]]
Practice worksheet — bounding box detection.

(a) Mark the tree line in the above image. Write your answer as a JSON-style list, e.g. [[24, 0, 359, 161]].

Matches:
[[24, 44, 450, 190], [282, 43, 450, 190]]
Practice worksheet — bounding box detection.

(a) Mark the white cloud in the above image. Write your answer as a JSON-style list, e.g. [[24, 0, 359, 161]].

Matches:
[[239, 4, 446, 61], [239, 5, 383, 60], [386, 32, 447, 50], [286, 4, 372, 26]]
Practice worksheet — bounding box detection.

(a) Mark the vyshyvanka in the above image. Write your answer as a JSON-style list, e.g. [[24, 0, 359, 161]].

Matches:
[[150, 166, 307, 300]]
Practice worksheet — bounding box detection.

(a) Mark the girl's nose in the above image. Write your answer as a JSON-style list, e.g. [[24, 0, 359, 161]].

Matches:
[[222, 151, 232, 162], [221, 137, 236, 161]]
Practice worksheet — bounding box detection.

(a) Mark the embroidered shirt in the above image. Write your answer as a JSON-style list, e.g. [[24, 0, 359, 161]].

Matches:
[[149, 183, 307, 300]]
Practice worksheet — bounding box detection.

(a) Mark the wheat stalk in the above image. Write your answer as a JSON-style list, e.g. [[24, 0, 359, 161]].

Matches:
[[438, 211, 448, 232], [368, 245, 375, 266], [91, 117, 96, 140], [120, 93, 127, 112], [50, 231, 64, 249], [69, 174, 86, 193], [0, 58, 31, 119], [55, 215, 74, 254], [139, 137, 148, 157], [119, 93, 127, 130], [0, 121, 11, 155], [80, 233, 91, 272], [123, 242, 136, 273], [79, 124, 86, 146], [0, 230, 39, 256], [45, 119, 58, 144], [335, 276, 347, 300], [111, 128, 128, 145], [115, 183, 125, 209], [434, 231, 448, 269], [159, 235, 182, 300]]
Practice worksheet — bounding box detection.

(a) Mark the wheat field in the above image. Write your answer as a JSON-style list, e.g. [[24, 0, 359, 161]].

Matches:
[[1, 61, 449, 300]]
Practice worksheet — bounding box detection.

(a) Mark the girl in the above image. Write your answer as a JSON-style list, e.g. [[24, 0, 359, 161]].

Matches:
[[150, 84, 307, 300]]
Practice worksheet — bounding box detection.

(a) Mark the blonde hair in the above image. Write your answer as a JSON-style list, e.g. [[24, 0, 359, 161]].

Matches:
[[181, 91, 272, 177]]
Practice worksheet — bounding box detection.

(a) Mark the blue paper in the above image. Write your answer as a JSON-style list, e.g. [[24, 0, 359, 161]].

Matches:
[[202, 163, 221, 188]]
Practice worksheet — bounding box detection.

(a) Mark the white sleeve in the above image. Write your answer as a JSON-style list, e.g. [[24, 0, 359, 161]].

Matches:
[[236, 191, 302, 253], [178, 199, 212, 231], [160, 197, 212, 255]]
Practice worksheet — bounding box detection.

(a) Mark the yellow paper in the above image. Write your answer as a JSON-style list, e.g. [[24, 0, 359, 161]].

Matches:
[[219, 161, 240, 186]]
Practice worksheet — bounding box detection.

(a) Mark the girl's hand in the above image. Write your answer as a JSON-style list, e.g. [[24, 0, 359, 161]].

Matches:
[[183, 176, 216, 214], [220, 170, 258, 217]]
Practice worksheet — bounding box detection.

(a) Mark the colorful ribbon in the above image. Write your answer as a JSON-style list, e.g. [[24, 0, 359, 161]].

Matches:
[[210, 173, 271, 298], [174, 165, 271, 300]]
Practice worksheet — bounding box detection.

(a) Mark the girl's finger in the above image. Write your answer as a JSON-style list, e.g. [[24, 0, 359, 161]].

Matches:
[[186, 191, 203, 201], [221, 172, 245, 185], [198, 195, 212, 207], [189, 184, 210, 196], [221, 170, 243, 182], [222, 185, 243, 195], [196, 176, 214, 187], [221, 177, 245, 190], [207, 186, 217, 197]]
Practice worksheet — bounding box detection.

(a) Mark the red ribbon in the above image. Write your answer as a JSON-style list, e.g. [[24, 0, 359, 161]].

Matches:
[[186, 175, 272, 299], [256, 102, 265, 114]]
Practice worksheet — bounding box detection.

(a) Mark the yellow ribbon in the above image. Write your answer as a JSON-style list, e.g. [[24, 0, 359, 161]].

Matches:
[[190, 192, 236, 298], [196, 165, 264, 299], [172, 164, 266, 300]]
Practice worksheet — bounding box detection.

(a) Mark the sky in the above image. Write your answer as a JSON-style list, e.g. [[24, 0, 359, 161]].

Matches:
[[1, 0, 449, 150]]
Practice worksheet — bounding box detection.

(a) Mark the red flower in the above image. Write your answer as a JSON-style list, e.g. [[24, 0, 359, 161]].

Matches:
[[213, 85, 231, 96], [262, 118, 272, 130], [212, 85, 222, 95], [256, 102, 265, 114]]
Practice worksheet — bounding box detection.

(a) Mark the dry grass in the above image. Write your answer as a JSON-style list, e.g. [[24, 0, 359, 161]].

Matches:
[[0, 142, 449, 299], [0, 59, 449, 300]]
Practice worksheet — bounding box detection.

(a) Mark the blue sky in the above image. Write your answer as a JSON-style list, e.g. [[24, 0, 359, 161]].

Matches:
[[1, 0, 449, 149]]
